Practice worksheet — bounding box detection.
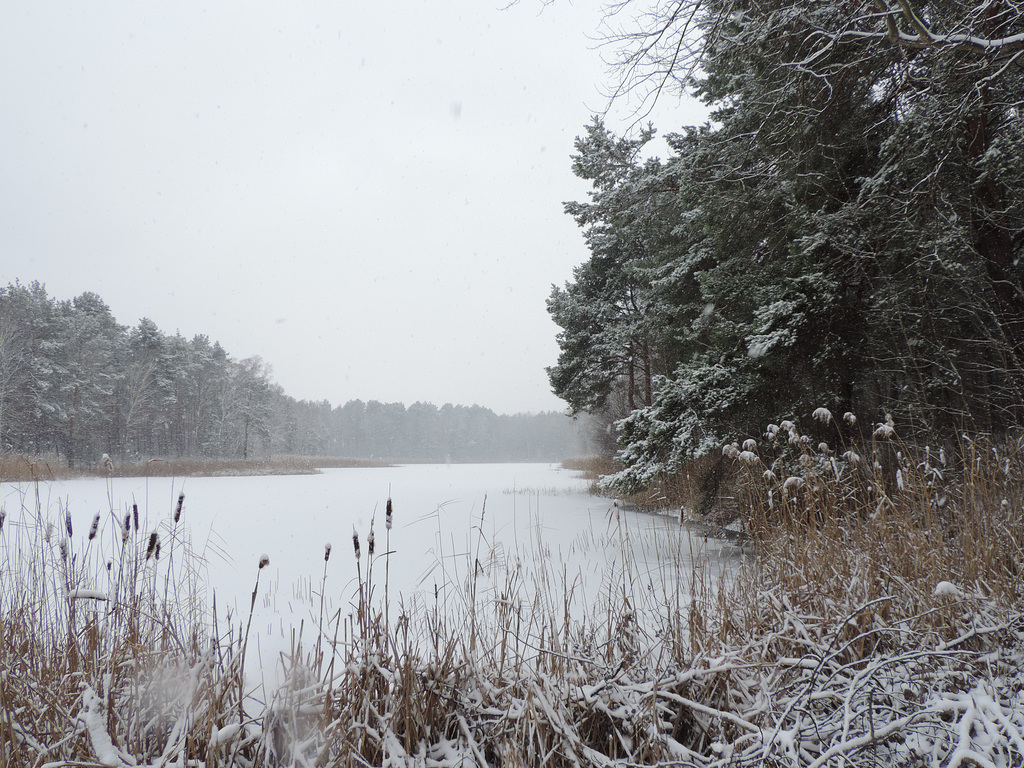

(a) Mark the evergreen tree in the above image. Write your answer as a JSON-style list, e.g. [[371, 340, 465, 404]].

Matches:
[[552, 0, 1024, 490]]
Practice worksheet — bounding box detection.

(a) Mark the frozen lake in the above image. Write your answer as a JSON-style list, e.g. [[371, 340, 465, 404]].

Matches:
[[1, 463, 737, 678]]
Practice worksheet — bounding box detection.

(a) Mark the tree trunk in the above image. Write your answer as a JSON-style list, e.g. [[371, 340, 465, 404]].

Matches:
[[965, 102, 1024, 386]]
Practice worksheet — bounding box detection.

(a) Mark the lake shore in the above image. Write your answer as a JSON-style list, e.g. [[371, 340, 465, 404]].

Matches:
[[2, 448, 1021, 767], [0, 454, 390, 482]]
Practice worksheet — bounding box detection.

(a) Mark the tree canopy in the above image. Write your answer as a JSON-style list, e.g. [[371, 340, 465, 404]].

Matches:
[[0, 282, 584, 467], [550, 0, 1024, 489]]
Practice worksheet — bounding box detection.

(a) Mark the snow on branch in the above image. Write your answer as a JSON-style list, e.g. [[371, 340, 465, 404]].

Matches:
[[853, 0, 1024, 54]]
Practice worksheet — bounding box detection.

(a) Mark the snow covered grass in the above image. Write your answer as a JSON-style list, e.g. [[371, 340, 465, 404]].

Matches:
[[1, 429, 1022, 767], [0, 478, 258, 766]]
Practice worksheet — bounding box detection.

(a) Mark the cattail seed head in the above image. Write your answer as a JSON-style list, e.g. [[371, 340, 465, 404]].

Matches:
[[0, 507, 5, 534], [59, 539, 68, 561], [368, 526, 375, 557], [324, 542, 332, 562], [88, 512, 100, 541], [102, 453, 113, 474], [259, 553, 270, 569], [352, 528, 360, 560], [174, 492, 185, 523], [146, 532, 158, 560], [386, 498, 393, 530], [45, 522, 54, 543], [64, 509, 73, 539], [154, 542, 161, 560], [133, 503, 139, 531]]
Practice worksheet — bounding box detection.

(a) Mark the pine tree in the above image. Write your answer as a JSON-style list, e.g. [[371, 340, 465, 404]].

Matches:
[[552, 0, 1024, 489]]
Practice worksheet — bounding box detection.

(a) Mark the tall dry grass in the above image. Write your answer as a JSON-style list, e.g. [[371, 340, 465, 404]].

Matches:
[[564, 453, 740, 522], [2, 419, 1022, 767], [0, 476, 265, 767], [0, 454, 78, 482], [0, 453, 388, 482], [722, 415, 1022, 627]]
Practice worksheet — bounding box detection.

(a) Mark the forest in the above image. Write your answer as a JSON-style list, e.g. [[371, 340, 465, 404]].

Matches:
[[0, 281, 585, 467], [548, 0, 1024, 491]]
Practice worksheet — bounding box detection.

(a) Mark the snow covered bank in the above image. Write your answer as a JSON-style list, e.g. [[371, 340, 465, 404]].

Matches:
[[1, 444, 1021, 766]]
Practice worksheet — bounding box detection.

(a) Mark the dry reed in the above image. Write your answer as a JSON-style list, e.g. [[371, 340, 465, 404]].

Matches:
[[2, 422, 1022, 766], [0, 454, 389, 483]]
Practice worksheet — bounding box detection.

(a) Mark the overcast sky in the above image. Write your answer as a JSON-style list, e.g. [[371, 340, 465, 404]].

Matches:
[[0, 1, 708, 415]]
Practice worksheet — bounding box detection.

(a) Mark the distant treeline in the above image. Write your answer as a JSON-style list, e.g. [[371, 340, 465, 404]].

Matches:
[[0, 282, 587, 467]]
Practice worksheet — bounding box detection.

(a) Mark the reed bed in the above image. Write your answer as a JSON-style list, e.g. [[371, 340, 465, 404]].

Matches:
[[110, 456, 388, 478], [0, 454, 79, 483], [2, 418, 1023, 767], [0, 455, 389, 483], [0, 477, 262, 767], [566, 454, 734, 518]]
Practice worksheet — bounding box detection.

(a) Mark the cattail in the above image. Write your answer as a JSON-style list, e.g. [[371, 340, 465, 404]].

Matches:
[[154, 542, 161, 560], [133, 502, 139, 531], [65, 509, 73, 539], [367, 525, 375, 557], [106, 560, 112, 571], [102, 453, 113, 473], [88, 512, 100, 540], [0, 507, 5, 534], [59, 539, 68, 561], [174, 492, 185, 523], [352, 528, 360, 560], [259, 553, 270, 569], [324, 542, 332, 562], [45, 521, 54, 543], [146, 532, 158, 560], [386, 498, 393, 530]]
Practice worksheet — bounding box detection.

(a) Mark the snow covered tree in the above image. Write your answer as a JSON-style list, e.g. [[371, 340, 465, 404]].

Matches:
[[548, 120, 703, 420], [0, 291, 28, 450], [230, 355, 275, 460], [553, 0, 1024, 489]]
